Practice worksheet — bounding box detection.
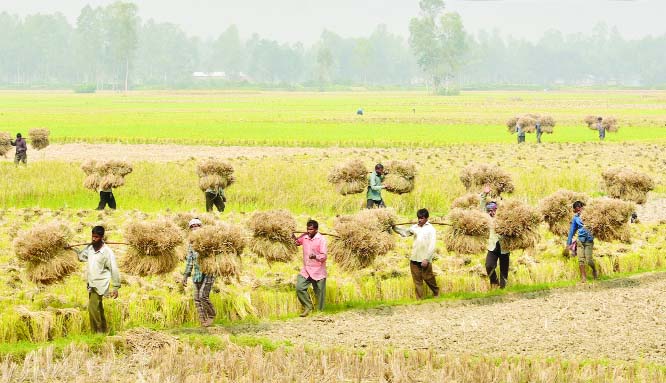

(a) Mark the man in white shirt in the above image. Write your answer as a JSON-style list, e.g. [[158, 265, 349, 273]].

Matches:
[[77, 226, 121, 333], [394, 208, 440, 299]]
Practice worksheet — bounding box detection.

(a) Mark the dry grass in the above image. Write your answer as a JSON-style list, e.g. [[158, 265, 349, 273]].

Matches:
[[451, 193, 481, 210], [189, 224, 246, 277], [247, 210, 297, 262], [602, 167, 655, 204], [327, 159, 368, 195], [81, 160, 133, 190], [28, 128, 49, 150], [384, 160, 416, 194], [460, 164, 514, 196], [330, 212, 395, 271], [582, 198, 635, 243], [539, 189, 589, 236], [507, 114, 555, 134], [196, 159, 235, 191], [444, 208, 490, 255], [13, 222, 78, 284], [0, 131, 11, 156], [495, 200, 542, 251], [121, 219, 183, 276]]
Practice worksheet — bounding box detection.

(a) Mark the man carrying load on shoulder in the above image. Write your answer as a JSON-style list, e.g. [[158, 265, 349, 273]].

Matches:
[[567, 201, 598, 282]]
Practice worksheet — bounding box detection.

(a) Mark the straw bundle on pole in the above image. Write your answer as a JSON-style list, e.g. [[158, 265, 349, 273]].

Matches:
[[120, 219, 184, 276], [602, 117, 619, 132], [495, 200, 542, 251], [329, 212, 395, 271], [383, 160, 416, 194], [247, 210, 298, 262], [0, 132, 11, 156], [539, 115, 556, 133], [444, 209, 490, 255], [327, 159, 368, 195], [581, 198, 634, 243], [28, 128, 50, 150], [584, 115, 598, 127], [13, 222, 79, 284], [602, 168, 654, 204], [171, 212, 218, 231], [196, 159, 235, 191], [460, 164, 514, 196], [451, 193, 482, 210], [81, 160, 133, 191], [539, 190, 589, 236], [189, 223, 246, 278]]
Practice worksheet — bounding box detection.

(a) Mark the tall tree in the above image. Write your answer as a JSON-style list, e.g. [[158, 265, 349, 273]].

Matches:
[[409, 0, 467, 94], [212, 25, 244, 80], [104, 2, 139, 91]]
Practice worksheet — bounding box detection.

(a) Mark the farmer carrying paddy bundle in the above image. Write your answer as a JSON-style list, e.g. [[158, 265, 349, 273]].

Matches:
[[291, 219, 327, 317], [205, 185, 226, 213], [480, 186, 510, 289], [535, 120, 542, 144], [393, 208, 440, 299], [10, 133, 27, 165], [182, 218, 216, 327], [566, 201, 598, 282], [596, 117, 605, 141], [76, 226, 120, 333], [367, 163, 386, 208], [516, 122, 525, 144]]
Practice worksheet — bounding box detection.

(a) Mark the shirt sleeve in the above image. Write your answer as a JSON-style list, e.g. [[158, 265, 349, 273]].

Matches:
[[107, 249, 121, 291], [183, 247, 194, 278], [315, 237, 327, 262], [369, 174, 383, 191], [426, 227, 437, 262], [566, 216, 578, 246], [77, 245, 91, 262], [479, 192, 489, 210], [295, 234, 305, 246], [392, 226, 413, 237]]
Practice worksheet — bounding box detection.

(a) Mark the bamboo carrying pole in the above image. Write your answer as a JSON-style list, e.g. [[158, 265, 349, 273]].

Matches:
[[65, 241, 129, 249], [292, 231, 340, 238]]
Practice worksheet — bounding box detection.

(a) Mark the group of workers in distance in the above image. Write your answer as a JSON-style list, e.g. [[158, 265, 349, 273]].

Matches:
[[514, 116, 607, 144]]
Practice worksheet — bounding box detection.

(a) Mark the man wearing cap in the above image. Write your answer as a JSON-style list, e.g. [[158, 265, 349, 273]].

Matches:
[[480, 186, 511, 289], [182, 218, 216, 327], [10, 133, 27, 165], [367, 163, 386, 209]]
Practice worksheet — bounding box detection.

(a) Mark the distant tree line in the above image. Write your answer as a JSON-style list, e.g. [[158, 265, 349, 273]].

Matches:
[[0, 1, 664, 90]]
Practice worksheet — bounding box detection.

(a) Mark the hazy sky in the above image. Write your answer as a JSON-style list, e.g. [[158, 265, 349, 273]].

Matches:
[[3, 0, 665, 43]]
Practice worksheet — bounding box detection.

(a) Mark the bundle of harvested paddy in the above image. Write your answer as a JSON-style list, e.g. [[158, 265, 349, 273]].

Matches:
[[28, 128, 50, 150], [121, 219, 183, 276], [602, 117, 619, 132], [13, 222, 78, 284], [0, 132, 11, 156], [539, 190, 589, 236], [584, 115, 599, 127], [602, 167, 654, 204], [171, 212, 218, 231], [189, 224, 246, 277], [329, 213, 394, 271], [495, 200, 542, 251], [357, 208, 398, 232], [460, 164, 514, 196], [444, 209, 490, 255], [327, 159, 368, 195], [505, 117, 518, 131], [539, 115, 556, 133], [247, 210, 297, 262], [451, 193, 481, 210], [81, 160, 133, 191], [517, 115, 537, 133], [384, 160, 416, 194], [96, 160, 133, 177], [581, 198, 634, 243], [196, 159, 235, 191]]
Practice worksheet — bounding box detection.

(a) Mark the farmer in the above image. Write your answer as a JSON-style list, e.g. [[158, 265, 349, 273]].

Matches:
[[367, 163, 386, 209], [535, 120, 543, 144], [515, 123, 525, 144], [10, 133, 27, 165], [393, 208, 440, 299], [96, 186, 116, 210], [567, 201, 598, 282], [205, 185, 226, 212], [77, 226, 120, 333], [596, 117, 605, 141], [292, 219, 327, 317], [480, 186, 511, 289], [182, 218, 216, 327]]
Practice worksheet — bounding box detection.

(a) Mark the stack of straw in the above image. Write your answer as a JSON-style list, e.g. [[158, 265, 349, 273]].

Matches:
[[327, 159, 368, 195], [329, 211, 395, 271], [121, 219, 184, 276], [383, 160, 416, 194], [585, 116, 619, 132], [581, 198, 634, 243], [451, 193, 481, 210], [0, 132, 11, 156], [248, 210, 298, 263], [539, 190, 589, 236], [196, 159, 235, 192], [495, 200, 542, 251], [189, 223, 246, 278], [460, 164, 514, 196], [507, 114, 555, 134], [28, 128, 50, 150], [602, 167, 654, 204], [13, 222, 78, 284], [81, 160, 133, 191], [444, 208, 491, 255]]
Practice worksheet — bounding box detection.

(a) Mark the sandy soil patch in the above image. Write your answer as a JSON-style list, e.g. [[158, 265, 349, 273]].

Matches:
[[249, 272, 666, 363]]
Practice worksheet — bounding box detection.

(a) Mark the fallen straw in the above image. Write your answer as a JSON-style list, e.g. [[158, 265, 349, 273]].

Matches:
[[292, 231, 340, 238]]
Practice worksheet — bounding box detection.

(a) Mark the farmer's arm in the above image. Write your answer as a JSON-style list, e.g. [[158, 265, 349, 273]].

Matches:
[[182, 248, 194, 283], [392, 226, 412, 237], [426, 227, 437, 263], [566, 217, 578, 246], [369, 174, 383, 191], [315, 237, 327, 262], [107, 250, 121, 296], [76, 245, 91, 262]]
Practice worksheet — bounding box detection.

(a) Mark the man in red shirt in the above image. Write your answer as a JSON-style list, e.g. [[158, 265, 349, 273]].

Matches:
[[292, 219, 328, 317]]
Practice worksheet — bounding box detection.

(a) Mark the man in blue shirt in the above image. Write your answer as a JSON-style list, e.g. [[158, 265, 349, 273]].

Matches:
[[567, 201, 598, 282], [596, 117, 605, 141]]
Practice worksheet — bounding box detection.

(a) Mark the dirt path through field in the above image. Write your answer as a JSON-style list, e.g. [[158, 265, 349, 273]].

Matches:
[[244, 273, 666, 363]]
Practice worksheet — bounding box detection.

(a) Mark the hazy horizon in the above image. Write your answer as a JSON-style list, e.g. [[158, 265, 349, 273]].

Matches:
[[3, 0, 665, 43]]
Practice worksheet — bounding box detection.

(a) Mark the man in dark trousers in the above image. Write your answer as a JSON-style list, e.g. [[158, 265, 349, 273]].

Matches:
[[292, 219, 328, 317], [205, 186, 226, 212], [97, 186, 116, 210], [480, 185, 510, 288], [535, 120, 543, 144], [367, 163, 386, 208], [10, 133, 27, 165], [596, 117, 605, 141]]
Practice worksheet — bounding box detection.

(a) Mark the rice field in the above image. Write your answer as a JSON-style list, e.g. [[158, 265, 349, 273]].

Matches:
[[1, 90, 666, 381]]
